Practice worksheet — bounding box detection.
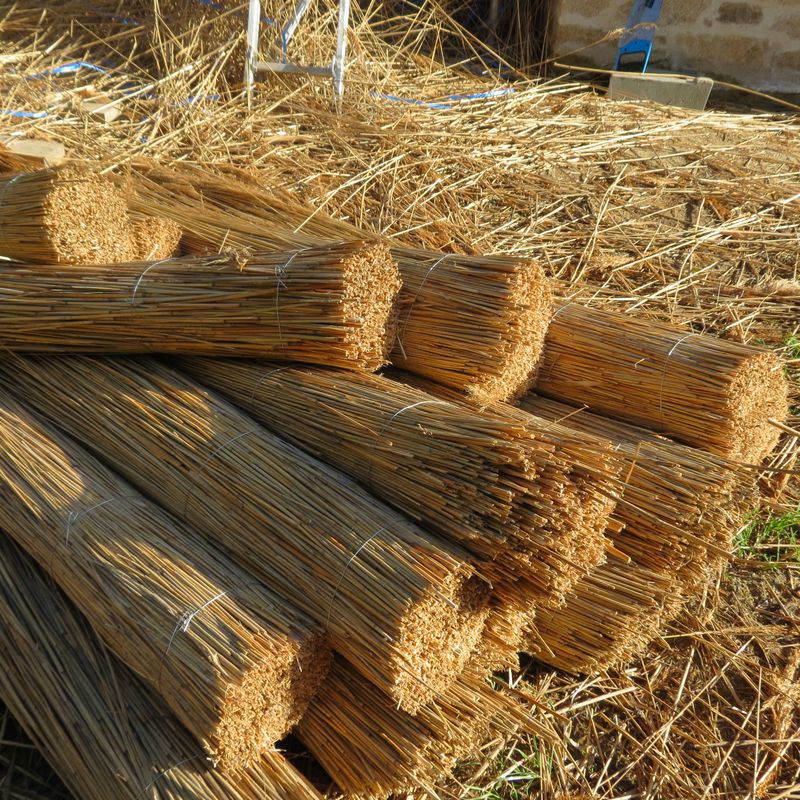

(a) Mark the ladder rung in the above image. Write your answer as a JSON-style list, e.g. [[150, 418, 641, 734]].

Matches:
[[254, 61, 332, 77]]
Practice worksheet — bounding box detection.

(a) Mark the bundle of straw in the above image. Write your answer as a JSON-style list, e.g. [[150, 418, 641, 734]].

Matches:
[[0, 243, 399, 370], [0, 166, 136, 264], [390, 248, 554, 403], [130, 215, 183, 260], [0, 385, 328, 770], [297, 657, 550, 799], [123, 162, 358, 254], [524, 558, 677, 674], [3, 355, 488, 712], [0, 535, 325, 800], [396, 371, 626, 599], [181, 357, 610, 605], [537, 304, 789, 463], [521, 394, 756, 591]]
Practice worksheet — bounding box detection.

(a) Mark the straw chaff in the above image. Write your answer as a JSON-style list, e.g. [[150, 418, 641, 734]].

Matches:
[[0, 165, 136, 264], [0, 242, 400, 369], [0, 534, 326, 800], [525, 557, 678, 674], [2, 355, 488, 713], [181, 357, 611, 606], [537, 304, 790, 463], [520, 394, 756, 592], [297, 657, 551, 799], [0, 383, 328, 770], [390, 248, 554, 403]]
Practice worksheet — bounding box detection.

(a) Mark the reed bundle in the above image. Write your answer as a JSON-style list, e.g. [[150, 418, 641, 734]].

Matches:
[[130, 215, 183, 261], [2, 355, 488, 712], [181, 357, 608, 605], [0, 384, 327, 770], [0, 535, 326, 800], [521, 394, 757, 591], [297, 657, 549, 799], [390, 247, 554, 403], [0, 242, 399, 370], [537, 304, 790, 463], [396, 371, 626, 597], [525, 558, 677, 674], [123, 162, 360, 254], [0, 166, 137, 264]]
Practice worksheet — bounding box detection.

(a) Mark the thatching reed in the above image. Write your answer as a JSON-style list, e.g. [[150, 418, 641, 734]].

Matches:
[[396, 370, 625, 601], [130, 215, 183, 260], [524, 557, 678, 674], [0, 166, 137, 264], [0, 242, 400, 370], [0, 534, 327, 800], [3, 355, 489, 713], [537, 304, 790, 463], [521, 394, 757, 592], [0, 383, 328, 770], [122, 161, 361, 253], [390, 248, 554, 403], [180, 357, 611, 606], [297, 657, 550, 799]]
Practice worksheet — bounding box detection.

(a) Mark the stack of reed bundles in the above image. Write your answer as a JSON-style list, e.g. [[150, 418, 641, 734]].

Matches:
[[125, 164, 555, 401], [390, 247, 554, 403], [524, 558, 677, 674], [297, 657, 551, 800], [0, 384, 328, 770], [1, 355, 489, 713], [521, 394, 757, 591], [0, 243, 399, 370], [537, 304, 789, 463], [0, 165, 137, 264], [180, 357, 613, 606], [0, 535, 325, 800]]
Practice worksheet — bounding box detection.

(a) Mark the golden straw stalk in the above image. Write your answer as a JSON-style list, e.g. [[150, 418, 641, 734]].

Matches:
[[1, 355, 488, 713], [0, 385, 328, 771], [0, 534, 325, 800], [537, 304, 789, 463], [0, 242, 400, 370]]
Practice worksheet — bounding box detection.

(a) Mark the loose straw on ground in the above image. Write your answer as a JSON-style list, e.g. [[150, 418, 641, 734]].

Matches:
[[0, 535, 326, 800], [0, 165, 137, 264], [537, 304, 789, 463], [0, 242, 399, 370], [2, 355, 488, 712], [182, 358, 608, 606], [0, 384, 328, 771], [297, 657, 551, 799]]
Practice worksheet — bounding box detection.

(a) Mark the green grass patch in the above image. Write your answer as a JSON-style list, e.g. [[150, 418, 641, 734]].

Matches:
[[736, 507, 800, 562], [461, 739, 553, 799]]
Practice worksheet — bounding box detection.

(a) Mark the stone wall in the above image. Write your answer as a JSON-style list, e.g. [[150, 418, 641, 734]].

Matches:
[[553, 0, 800, 94]]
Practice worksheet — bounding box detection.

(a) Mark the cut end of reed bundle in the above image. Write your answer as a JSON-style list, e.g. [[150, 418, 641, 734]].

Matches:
[[0, 165, 135, 264], [391, 249, 554, 404], [538, 304, 789, 464], [395, 567, 489, 712], [130, 216, 183, 261], [215, 629, 330, 771], [340, 242, 402, 370]]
